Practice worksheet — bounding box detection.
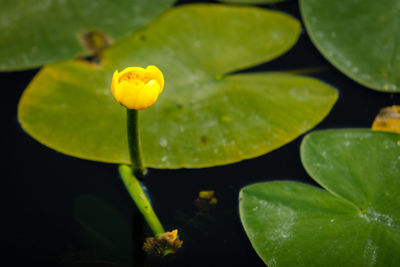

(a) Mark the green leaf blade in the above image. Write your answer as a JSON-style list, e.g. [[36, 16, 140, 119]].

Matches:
[[0, 0, 175, 71], [240, 130, 400, 266], [300, 0, 400, 92], [301, 129, 400, 222], [241, 182, 365, 267], [18, 4, 337, 168]]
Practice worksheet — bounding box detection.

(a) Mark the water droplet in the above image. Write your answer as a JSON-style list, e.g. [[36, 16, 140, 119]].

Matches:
[[159, 138, 168, 148]]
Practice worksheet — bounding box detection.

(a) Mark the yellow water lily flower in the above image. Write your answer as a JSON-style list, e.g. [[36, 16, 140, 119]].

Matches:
[[111, 65, 164, 110]]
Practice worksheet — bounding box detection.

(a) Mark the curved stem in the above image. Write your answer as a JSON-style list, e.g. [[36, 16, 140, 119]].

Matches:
[[119, 165, 165, 236], [126, 109, 146, 179]]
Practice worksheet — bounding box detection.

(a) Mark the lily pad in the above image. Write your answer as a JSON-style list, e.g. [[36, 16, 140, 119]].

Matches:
[[18, 4, 337, 168], [300, 0, 400, 92], [239, 129, 400, 266], [0, 0, 175, 71]]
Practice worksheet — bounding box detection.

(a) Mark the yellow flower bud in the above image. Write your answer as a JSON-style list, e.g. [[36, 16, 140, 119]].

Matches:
[[111, 65, 164, 110]]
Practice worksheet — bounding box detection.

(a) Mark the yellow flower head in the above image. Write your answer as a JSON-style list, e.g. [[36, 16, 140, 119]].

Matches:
[[111, 65, 164, 110]]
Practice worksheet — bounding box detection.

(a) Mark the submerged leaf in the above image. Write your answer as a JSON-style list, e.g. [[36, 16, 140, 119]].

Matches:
[[74, 194, 132, 263]]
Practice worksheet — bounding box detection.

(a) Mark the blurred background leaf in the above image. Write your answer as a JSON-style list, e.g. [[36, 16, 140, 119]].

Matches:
[[240, 129, 400, 266], [0, 0, 175, 71], [300, 0, 400, 92]]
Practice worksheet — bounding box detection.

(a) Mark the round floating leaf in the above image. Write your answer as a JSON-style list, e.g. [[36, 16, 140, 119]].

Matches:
[[240, 129, 400, 266], [300, 0, 400, 92], [0, 0, 175, 71], [18, 4, 337, 168]]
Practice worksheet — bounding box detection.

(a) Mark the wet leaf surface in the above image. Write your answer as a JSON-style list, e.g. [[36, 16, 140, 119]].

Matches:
[[0, 0, 175, 71], [301, 0, 400, 92], [18, 4, 337, 168], [240, 129, 400, 266]]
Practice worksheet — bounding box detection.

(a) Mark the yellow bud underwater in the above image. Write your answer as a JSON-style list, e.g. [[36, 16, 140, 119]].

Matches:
[[111, 65, 164, 110]]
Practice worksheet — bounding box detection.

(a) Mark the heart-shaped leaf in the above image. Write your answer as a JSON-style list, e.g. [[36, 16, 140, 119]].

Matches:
[[0, 0, 175, 71], [300, 0, 400, 92], [18, 4, 337, 168], [239, 129, 400, 266]]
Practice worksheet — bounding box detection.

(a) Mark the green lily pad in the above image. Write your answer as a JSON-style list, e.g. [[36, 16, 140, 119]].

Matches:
[[0, 0, 175, 71], [18, 4, 337, 168], [300, 0, 400, 92], [239, 129, 400, 266]]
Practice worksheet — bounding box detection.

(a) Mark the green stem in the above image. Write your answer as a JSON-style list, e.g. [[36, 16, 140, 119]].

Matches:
[[127, 109, 146, 179], [119, 165, 165, 236]]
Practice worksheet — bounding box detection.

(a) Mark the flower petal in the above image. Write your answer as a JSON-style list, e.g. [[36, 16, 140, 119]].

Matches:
[[111, 70, 119, 95], [114, 80, 143, 109], [146, 65, 164, 93], [134, 79, 160, 110], [111, 66, 164, 110], [118, 66, 146, 79]]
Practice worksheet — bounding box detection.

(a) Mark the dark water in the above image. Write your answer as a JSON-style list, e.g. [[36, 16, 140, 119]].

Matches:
[[4, 0, 399, 266]]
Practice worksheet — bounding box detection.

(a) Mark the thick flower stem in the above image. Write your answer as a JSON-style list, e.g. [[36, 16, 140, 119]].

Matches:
[[126, 109, 146, 179], [119, 165, 165, 236]]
